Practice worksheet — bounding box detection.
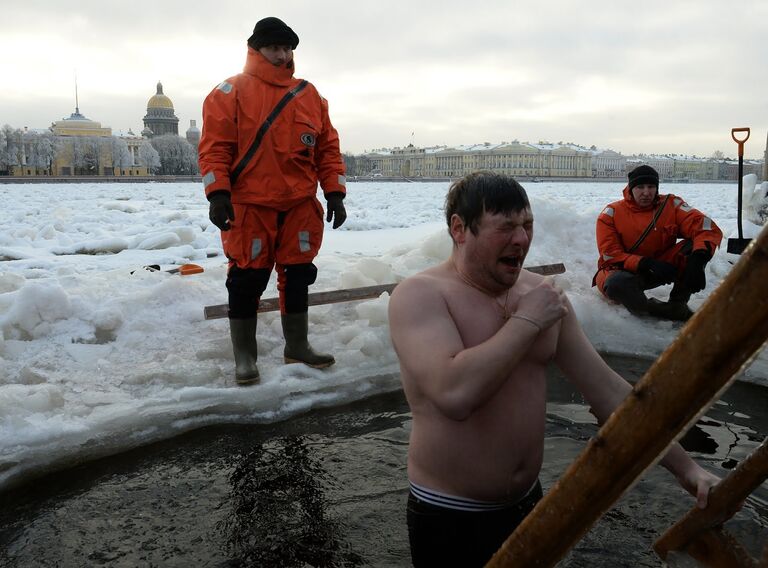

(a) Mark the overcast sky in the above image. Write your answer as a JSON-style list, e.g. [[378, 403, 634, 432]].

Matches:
[[2, 0, 766, 158]]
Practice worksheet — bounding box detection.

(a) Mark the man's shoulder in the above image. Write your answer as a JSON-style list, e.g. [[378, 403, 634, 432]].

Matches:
[[519, 267, 546, 284], [664, 193, 692, 208], [206, 74, 245, 97], [295, 79, 326, 104], [391, 266, 449, 300], [599, 198, 626, 217]]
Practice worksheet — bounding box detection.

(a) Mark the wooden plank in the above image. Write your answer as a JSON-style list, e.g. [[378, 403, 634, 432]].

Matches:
[[485, 225, 768, 567], [203, 262, 566, 320], [654, 437, 768, 561], [683, 527, 758, 568]]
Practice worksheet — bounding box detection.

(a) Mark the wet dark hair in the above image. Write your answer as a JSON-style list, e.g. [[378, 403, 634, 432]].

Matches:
[[444, 171, 530, 236]]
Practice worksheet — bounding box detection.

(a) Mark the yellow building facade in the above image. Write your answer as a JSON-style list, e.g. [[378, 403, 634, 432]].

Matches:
[[358, 142, 595, 179], [47, 109, 148, 176]]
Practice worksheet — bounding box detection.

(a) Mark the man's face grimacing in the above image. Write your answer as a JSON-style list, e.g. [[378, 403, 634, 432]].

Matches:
[[258, 45, 294, 66], [466, 208, 533, 286], [631, 183, 657, 209]]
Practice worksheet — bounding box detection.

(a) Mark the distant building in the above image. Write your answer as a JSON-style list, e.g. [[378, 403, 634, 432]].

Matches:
[[44, 107, 148, 176], [352, 141, 595, 179], [52, 108, 111, 138], [589, 147, 626, 178], [142, 81, 179, 137], [185, 119, 200, 148], [627, 154, 762, 182]]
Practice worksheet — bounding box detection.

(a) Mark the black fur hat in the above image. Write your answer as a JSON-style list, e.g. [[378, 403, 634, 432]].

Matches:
[[627, 165, 659, 189], [247, 17, 299, 50]]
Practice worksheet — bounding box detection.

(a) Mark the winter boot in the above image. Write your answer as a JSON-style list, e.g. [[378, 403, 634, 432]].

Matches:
[[660, 283, 695, 321], [229, 317, 260, 385], [281, 313, 335, 369], [646, 298, 694, 322]]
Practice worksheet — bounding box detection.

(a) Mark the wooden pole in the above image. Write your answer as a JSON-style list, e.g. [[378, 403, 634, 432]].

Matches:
[[486, 225, 768, 567], [203, 262, 566, 320], [204, 282, 399, 320], [654, 438, 768, 560]]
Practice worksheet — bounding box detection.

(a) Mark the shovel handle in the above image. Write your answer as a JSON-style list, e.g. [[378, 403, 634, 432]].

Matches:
[[731, 127, 750, 157]]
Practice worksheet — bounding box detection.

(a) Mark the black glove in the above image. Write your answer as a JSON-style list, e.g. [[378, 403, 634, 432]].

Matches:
[[325, 192, 347, 229], [637, 257, 677, 284], [683, 249, 711, 293], [208, 192, 234, 231]]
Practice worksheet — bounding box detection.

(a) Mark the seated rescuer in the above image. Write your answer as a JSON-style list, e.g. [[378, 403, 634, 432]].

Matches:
[[198, 17, 347, 386], [594, 165, 722, 321], [388, 171, 720, 568]]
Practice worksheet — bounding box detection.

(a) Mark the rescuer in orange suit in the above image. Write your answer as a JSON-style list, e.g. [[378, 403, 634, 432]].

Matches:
[[594, 165, 722, 321], [199, 17, 347, 385]]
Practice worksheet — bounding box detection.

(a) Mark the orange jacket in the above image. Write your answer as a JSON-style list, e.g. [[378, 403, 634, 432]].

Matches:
[[596, 186, 722, 274], [199, 48, 346, 210]]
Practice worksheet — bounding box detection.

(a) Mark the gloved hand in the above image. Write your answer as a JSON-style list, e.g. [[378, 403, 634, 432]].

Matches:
[[325, 192, 347, 229], [683, 249, 711, 293], [208, 192, 234, 231], [637, 257, 678, 284]]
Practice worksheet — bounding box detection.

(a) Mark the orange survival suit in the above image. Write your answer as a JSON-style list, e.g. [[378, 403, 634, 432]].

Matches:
[[594, 185, 722, 295], [199, 47, 346, 318]]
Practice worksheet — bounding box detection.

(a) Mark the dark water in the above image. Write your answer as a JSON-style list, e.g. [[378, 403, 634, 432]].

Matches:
[[1, 355, 766, 567]]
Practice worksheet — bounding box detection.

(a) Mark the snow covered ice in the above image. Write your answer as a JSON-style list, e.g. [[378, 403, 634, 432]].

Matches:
[[1, 178, 766, 490]]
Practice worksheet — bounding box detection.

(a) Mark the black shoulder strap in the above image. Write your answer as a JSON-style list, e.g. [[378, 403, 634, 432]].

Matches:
[[230, 79, 309, 185], [627, 194, 671, 253]]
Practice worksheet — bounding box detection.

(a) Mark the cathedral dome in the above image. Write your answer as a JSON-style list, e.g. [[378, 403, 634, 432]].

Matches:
[[147, 82, 174, 109], [142, 81, 179, 137]]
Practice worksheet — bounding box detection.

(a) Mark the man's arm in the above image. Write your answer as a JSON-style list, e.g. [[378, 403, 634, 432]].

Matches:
[[672, 197, 724, 253], [313, 94, 346, 197], [554, 296, 719, 507], [198, 81, 239, 198], [388, 273, 565, 421]]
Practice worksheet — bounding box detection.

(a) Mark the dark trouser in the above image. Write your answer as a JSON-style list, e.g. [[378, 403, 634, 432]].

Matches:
[[603, 270, 663, 314], [601, 240, 695, 314], [603, 270, 693, 314], [226, 262, 318, 318], [406, 481, 543, 568]]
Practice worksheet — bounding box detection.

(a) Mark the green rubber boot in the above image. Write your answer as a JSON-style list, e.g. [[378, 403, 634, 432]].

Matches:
[[281, 313, 335, 369], [229, 317, 260, 385]]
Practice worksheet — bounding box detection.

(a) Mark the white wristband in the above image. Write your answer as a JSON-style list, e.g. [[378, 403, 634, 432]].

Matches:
[[509, 314, 542, 332]]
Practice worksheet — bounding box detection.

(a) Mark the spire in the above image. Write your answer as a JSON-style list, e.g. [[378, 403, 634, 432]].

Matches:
[[66, 71, 87, 120], [156, 81, 163, 95]]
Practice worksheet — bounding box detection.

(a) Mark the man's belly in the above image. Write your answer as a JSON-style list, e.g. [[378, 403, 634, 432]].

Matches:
[[407, 405, 546, 502]]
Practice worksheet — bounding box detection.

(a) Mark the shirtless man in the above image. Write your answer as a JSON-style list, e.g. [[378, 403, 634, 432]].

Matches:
[[388, 171, 719, 567]]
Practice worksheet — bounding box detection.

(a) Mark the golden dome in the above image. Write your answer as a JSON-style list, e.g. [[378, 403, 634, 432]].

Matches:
[[147, 81, 174, 109]]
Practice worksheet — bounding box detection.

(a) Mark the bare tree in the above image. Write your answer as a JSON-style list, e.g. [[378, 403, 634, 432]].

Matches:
[[0, 126, 9, 173], [72, 136, 103, 175], [23, 130, 58, 173], [111, 137, 133, 168], [150, 134, 199, 175], [138, 140, 161, 173], [1, 125, 22, 170]]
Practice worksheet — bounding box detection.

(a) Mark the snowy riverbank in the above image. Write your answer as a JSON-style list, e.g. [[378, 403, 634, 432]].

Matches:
[[1, 179, 766, 490]]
